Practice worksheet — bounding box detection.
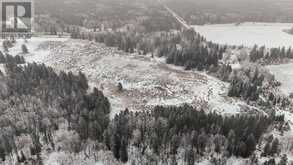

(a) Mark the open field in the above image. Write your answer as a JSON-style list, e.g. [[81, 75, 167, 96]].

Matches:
[[193, 22, 293, 48]]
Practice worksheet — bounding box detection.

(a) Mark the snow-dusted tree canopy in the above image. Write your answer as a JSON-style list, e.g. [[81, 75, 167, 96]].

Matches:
[[0, 0, 293, 164]]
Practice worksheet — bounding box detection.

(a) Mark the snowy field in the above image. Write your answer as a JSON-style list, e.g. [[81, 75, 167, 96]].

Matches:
[[0, 37, 259, 119], [193, 22, 293, 48]]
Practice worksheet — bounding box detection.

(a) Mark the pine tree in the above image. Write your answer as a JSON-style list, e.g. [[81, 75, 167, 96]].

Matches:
[[186, 147, 195, 165], [170, 135, 180, 155], [264, 159, 276, 165], [197, 131, 207, 155], [270, 138, 279, 156], [227, 130, 236, 155], [0, 51, 5, 63], [3, 41, 9, 52], [118, 82, 123, 92], [238, 141, 247, 157], [111, 132, 121, 160], [120, 137, 128, 163], [22, 44, 29, 54], [263, 141, 271, 157], [245, 134, 257, 156], [214, 134, 223, 153], [103, 129, 111, 150], [0, 147, 5, 161]]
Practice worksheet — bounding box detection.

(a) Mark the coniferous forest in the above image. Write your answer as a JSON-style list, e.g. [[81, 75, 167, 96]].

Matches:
[[0, 55, 110, 162]]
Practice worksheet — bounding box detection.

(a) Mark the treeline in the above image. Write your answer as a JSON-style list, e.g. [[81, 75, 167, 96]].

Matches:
[[160, 30, 225, 70], [182, 12, 292, 26], [72, 28, 225, 71], [250, 45, 293, 64], [36, 0, 179, 33], [2, 39, 15, 52], [2, 38, 29, 55], [0, 51, 25, 65], [140, 7, 181, 32], [165, 0, 293, 25], [104, 105, 276, 164]]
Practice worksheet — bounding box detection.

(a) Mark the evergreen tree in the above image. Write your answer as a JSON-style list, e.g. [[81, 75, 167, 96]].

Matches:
[[263, 141, 271, 157], [270, 138, 279, 156], [227, 130, 236, 155], [118, 82, 123, 92], [0, 51, 5, 63], [120, 137, 128, 163], [186, 147, 195, 165], [22, 44, 29, 54], [198, 131, 207, 155], [0, 146, 5, 161], [278, 155, 288, 165], [245, 134, 257, 157], [3, 41, 9, 52], [263, 159, 276, 165], [111, 130, 121, 160]]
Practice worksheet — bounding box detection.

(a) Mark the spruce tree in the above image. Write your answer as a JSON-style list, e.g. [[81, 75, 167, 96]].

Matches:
[[22, 44, 29, 54], [245, 134, 257, 156], [278, 155, 288, 165], [271, 138, 279, 156], [120, 137, 128, 163], [263, 141, 271, 157]]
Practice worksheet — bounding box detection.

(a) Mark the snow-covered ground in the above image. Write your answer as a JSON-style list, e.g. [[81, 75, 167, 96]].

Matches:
[[193, 22, 293, 48], [0, 37, 257, 118]]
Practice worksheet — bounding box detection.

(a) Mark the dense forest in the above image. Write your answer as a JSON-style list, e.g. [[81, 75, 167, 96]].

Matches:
[[34, 0, 293, 27], [249, 45, 293, 65], [165, 0, 293, 24], [105, 105, 277, 164], [71, 27, 225, 71], [0, 53, 110, 163], [35, 0, 174, 33]]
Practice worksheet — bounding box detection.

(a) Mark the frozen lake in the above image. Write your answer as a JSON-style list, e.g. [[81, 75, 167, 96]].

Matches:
[[193, 22, 293, 48]]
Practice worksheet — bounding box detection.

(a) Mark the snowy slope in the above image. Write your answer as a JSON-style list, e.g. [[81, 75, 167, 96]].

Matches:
[[1, 37, 258, 118], [193, 22, 293, 48]]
